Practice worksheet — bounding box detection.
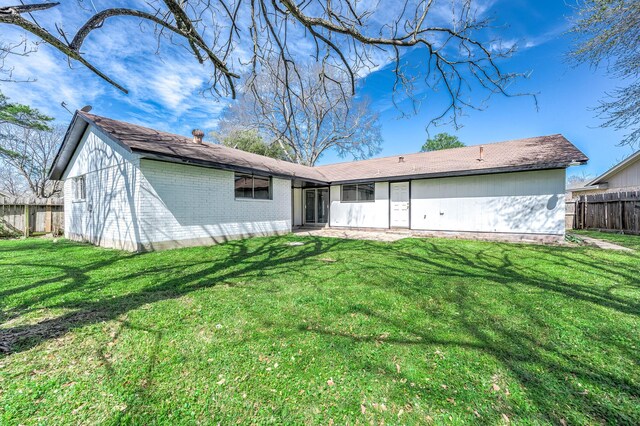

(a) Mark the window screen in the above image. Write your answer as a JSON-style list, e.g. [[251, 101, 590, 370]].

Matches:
[[73, 176, 86, 201], [234, 174, 254, 199], [235, 173, 272, 199], [357, 183, 375, 201], [341, 183, 375, 202], [341, 184, 357, 202]]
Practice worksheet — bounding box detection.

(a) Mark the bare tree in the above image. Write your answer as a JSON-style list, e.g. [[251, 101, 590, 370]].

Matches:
[[571, 0, 640, 147], [0, 124, 63, 198], [0, 166, 26, 196], [567, 171, 594, 189], [0, 37, 38, 83], [1, 1, 527, 127], [217, 60, 382, 165]]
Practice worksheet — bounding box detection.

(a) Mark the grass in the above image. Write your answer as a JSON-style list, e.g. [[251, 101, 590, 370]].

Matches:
[[571, 229, 640, 251], [0, 233, 638, 425]]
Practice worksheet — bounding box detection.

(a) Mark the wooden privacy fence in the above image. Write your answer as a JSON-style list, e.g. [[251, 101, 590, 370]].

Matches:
[[0, 197, 64, 237], [571, 191, 640, 234]]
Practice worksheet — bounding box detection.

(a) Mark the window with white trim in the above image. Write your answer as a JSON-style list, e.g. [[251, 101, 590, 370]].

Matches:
[[234, 173, 272, 200], [72, 176, 86, 201], [341, 183, 375, 202]]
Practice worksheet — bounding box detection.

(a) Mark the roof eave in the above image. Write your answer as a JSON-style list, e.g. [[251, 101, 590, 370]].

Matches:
[[586, 150, 640, 186], [48, 112, 87, 180], [48, 111, 135, 181], [328, 162, 578, 185], [136, 151, 330, 185], [570, 183, 609, 192]]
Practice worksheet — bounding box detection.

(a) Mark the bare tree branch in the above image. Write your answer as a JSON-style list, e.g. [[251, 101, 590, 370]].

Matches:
[[0, 124, 64, 198], [0, 37, 38, 83], [218, 60, 382, 166], [1, 1, 529, 127], [570, 0, 640, 147]]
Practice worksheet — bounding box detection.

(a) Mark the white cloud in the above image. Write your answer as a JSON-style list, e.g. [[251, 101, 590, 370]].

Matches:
[[521, 23, 570, 50], [489, 38, 517, 53], [0, 1, 228, 134], [0, 27, 105, 119], [0, 0, 506, 134]]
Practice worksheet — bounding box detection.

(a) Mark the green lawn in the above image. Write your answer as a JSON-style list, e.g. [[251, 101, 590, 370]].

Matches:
[[0, 234, 638, 425], [571, 229, 640, 251]]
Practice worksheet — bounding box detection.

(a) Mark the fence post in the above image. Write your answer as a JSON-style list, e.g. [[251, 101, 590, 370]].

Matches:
[[619, 199, 623, 230], [24, 203, 30, 238], [45, 202, 52, 233]]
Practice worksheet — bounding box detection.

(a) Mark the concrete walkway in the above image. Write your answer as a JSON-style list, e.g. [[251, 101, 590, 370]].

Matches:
[[577, 235, 634, 252], [294, 228, 636, 251], [292, 228, 558, 244], [293, 228, 408, 242]]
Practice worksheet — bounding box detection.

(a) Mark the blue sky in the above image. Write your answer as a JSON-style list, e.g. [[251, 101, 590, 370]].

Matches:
[[1, 0, 635, 181], [348, 0, 637, 180]]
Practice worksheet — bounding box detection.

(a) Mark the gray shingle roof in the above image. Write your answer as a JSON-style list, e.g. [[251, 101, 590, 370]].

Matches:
[[51, 111, 588, 183], [78, 112, 327, 182], [315, 134, 588, 182]]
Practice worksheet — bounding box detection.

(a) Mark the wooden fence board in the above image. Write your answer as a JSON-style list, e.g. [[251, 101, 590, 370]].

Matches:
[[0, 197, 64, 237], [570, 191, 640, 233]]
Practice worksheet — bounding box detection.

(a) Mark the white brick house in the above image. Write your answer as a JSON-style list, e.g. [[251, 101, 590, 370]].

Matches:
[[49, 111, 588, 251]]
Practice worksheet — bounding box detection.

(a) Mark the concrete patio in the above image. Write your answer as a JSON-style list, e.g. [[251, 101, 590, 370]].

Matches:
[[292, 227, 410, 242]]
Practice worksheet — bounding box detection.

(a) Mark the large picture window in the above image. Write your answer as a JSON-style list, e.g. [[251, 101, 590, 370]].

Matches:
[[235, 173, 272, 200], [341, 183, 375, 202]]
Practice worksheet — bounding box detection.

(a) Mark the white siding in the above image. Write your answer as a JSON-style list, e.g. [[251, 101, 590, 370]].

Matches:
[[62, 125, 569, 249], [410, 169, 566, 235], [292, 188, 303, 226], [63, 127, 141, 250], [329, 182, 389, 228], [137, 160, 291, 249], [607, 158, 640, 189]]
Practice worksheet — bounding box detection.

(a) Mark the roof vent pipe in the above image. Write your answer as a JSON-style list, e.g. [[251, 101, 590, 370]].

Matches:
[[192, 129, 204, 144], [478, 146, 484, 161], [398, 156, 405, 163]]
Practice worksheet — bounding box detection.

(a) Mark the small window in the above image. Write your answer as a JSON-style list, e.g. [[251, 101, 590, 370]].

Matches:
[[73, 176, 86, 201], [341, 184, 357, 202], [235, 173, 272, 200], [341, 182, 375, 202], [358, 183, 375, 201], [253, 176, 270, 200], [234, 174, 253, 199]]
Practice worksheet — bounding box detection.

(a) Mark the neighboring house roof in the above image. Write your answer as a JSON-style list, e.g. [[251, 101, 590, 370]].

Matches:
[[50, 111, 589, 184], [584, 150, 640, 187]]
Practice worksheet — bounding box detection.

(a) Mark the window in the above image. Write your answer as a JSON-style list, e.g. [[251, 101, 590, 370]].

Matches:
[[73, 176, 86, 201], [341, 183, 375, 202], [342, 184, 357, 202], [235, 173, 272, 200]]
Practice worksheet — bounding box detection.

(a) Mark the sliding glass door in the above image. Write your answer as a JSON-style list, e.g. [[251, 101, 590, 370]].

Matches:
[[305, 190, 316, 223], [304, 188, 329, 224]]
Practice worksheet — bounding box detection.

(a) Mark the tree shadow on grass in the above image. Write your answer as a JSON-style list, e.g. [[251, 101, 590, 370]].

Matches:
[[394, 241, 640, 317], [303, 303, 639, 424], [0, 236, 340, 353], [293, 241, 640, 424], [1, 236, 638, 423], [95, 318, 165, 424], [300, 299, 637, 423]]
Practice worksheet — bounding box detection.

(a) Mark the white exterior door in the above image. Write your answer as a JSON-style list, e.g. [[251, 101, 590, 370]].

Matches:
[[390, 182, 410, 228]]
